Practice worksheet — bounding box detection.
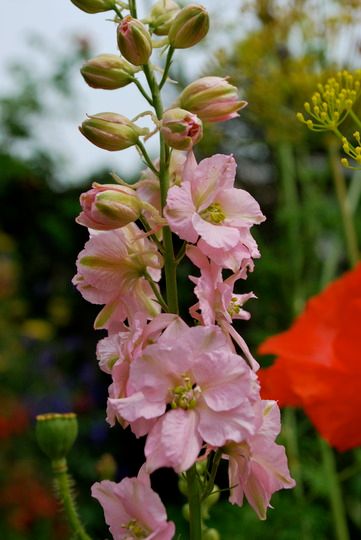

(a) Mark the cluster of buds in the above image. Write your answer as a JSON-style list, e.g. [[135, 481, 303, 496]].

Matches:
[[341, 131, 361, 168], [42, 2, 296, 539]]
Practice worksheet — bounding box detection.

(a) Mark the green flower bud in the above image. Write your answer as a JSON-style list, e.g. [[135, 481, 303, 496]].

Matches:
[[79, 113, 149, 151], [70, 0, 116, 14], [168, 4, 209, 49], [117, 16, 152, 66], [80, 54, 138, 90], [150, 0, 180, 36], [178, 477, 188, 496], [36, 413, 78, 461]]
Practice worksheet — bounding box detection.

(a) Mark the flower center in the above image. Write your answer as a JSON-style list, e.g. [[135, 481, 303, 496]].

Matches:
[[171, 375, 201, 410], [124, 519, 149, 539], [227, 296, 242, 317], [200, 202, 225, 224]]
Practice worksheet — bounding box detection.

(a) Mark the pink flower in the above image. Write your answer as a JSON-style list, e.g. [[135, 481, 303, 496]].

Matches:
[[72, 224, 163, 331], [112, 324, 258, 473], [92, 468, 175, 540], [223, 401, 296, 519], [164, 152, 265, 271], [187, 245, 258, 370]]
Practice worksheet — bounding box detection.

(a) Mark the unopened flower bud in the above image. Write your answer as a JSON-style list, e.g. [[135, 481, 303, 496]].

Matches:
[[117, 16, 152, 66], [77, 182, 142, 229], [79, 113, 149, 151], [178, 76, 247, 123], [161, 108, 203, 150], [150, 0, 180, 36], [168, 4, 209, 49], [80, 54, 138, 90], [70, 0, 115, 14], [36, 413, 78, 461]]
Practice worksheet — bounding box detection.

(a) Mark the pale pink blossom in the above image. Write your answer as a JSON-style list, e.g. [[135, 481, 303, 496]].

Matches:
[[72, 224, 163, 331], [92, 467, 175, 540], [187, 245, 258, 369], [224, 400, 296, 519], [164, 152, 265, 271], [112, 324, 258, 473]]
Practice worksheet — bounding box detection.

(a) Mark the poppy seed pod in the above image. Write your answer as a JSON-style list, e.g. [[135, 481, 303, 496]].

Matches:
[[80, 54, 138, 90], [70, 0, 116, 14], [168, 4, 209, 49], [79, 113, 149, 151], [177, 76, 247, 123], [150, 0, 180, 36], [117, 16, 152, 66], [161, 108, 203, 150], [36, 413, 78, 461]]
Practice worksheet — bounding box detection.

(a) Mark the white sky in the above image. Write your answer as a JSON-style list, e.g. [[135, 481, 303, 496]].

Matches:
[[0, 1, 242, 185]]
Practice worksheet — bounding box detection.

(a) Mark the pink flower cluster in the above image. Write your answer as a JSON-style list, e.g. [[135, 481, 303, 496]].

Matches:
[[73, 151, 294, 534]]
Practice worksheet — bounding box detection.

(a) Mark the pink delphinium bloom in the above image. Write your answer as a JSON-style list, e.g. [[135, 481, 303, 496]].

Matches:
[[112, 324, 259, 473], [223, 400, 296, 520], [187, 245, 258, 369], [92, 467, 175, 540], [164, 152, 265, 271], [72, 224, 163, 331]]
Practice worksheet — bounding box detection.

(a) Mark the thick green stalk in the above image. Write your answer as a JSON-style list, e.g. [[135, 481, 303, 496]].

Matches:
[[186, 465, 202, 540], [328, 140, 359, 266], [143, 63, 178, 313], [319, 439, 350, 540], [52, 458, 92, 540]]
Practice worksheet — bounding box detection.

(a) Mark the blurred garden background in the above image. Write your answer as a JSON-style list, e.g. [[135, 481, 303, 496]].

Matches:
[[1, 1, 361, 539]]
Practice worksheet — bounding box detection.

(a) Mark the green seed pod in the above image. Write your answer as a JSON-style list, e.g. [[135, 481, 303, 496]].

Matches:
[[36, 413, 78, 461]]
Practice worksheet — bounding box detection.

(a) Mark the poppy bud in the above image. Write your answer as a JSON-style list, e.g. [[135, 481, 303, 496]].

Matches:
[[70, 0, 115, 14], [117, 16, 152, 66], [177, 76, 247, 123], [76, 183, 142, 229], [79, 113, 149, 151], [168, 4, 209, 49], [80, 54, 138, 90], [161, 108, 203, 150], [150, 0, 180, 36], [36, 413, 78, 461]]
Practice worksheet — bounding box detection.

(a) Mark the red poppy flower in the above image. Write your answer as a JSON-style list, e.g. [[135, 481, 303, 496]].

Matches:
[[258, 264, 361, 451]]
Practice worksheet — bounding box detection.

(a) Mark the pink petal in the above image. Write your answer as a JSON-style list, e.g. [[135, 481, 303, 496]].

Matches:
[[165, 184, 198, 243], [192, 214, 240, 249], [145, 409, 202, 473]]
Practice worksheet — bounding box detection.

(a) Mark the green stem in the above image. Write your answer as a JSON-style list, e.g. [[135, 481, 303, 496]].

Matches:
[[132, 78, 153, 106], [328, 140, 359, 266], [186, 465, 202, 540], [113, 5, 123, 19], [202, 449, 222, 502], [143, 63, 179, 313], [144, 271, 169, 312], [349, 109, 361, 131], [159, 46, 174, 90], [129, 0, 137, 17], [52, 459, 92, 540], [136, 140, 159, 175], [319, 438, 350, 540]]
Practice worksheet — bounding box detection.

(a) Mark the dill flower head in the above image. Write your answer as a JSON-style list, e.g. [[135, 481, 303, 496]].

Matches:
[[297, 70, 361, 132]]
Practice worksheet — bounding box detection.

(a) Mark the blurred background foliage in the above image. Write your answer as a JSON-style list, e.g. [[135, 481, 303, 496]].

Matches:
[[0, 0, 361, 539]]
